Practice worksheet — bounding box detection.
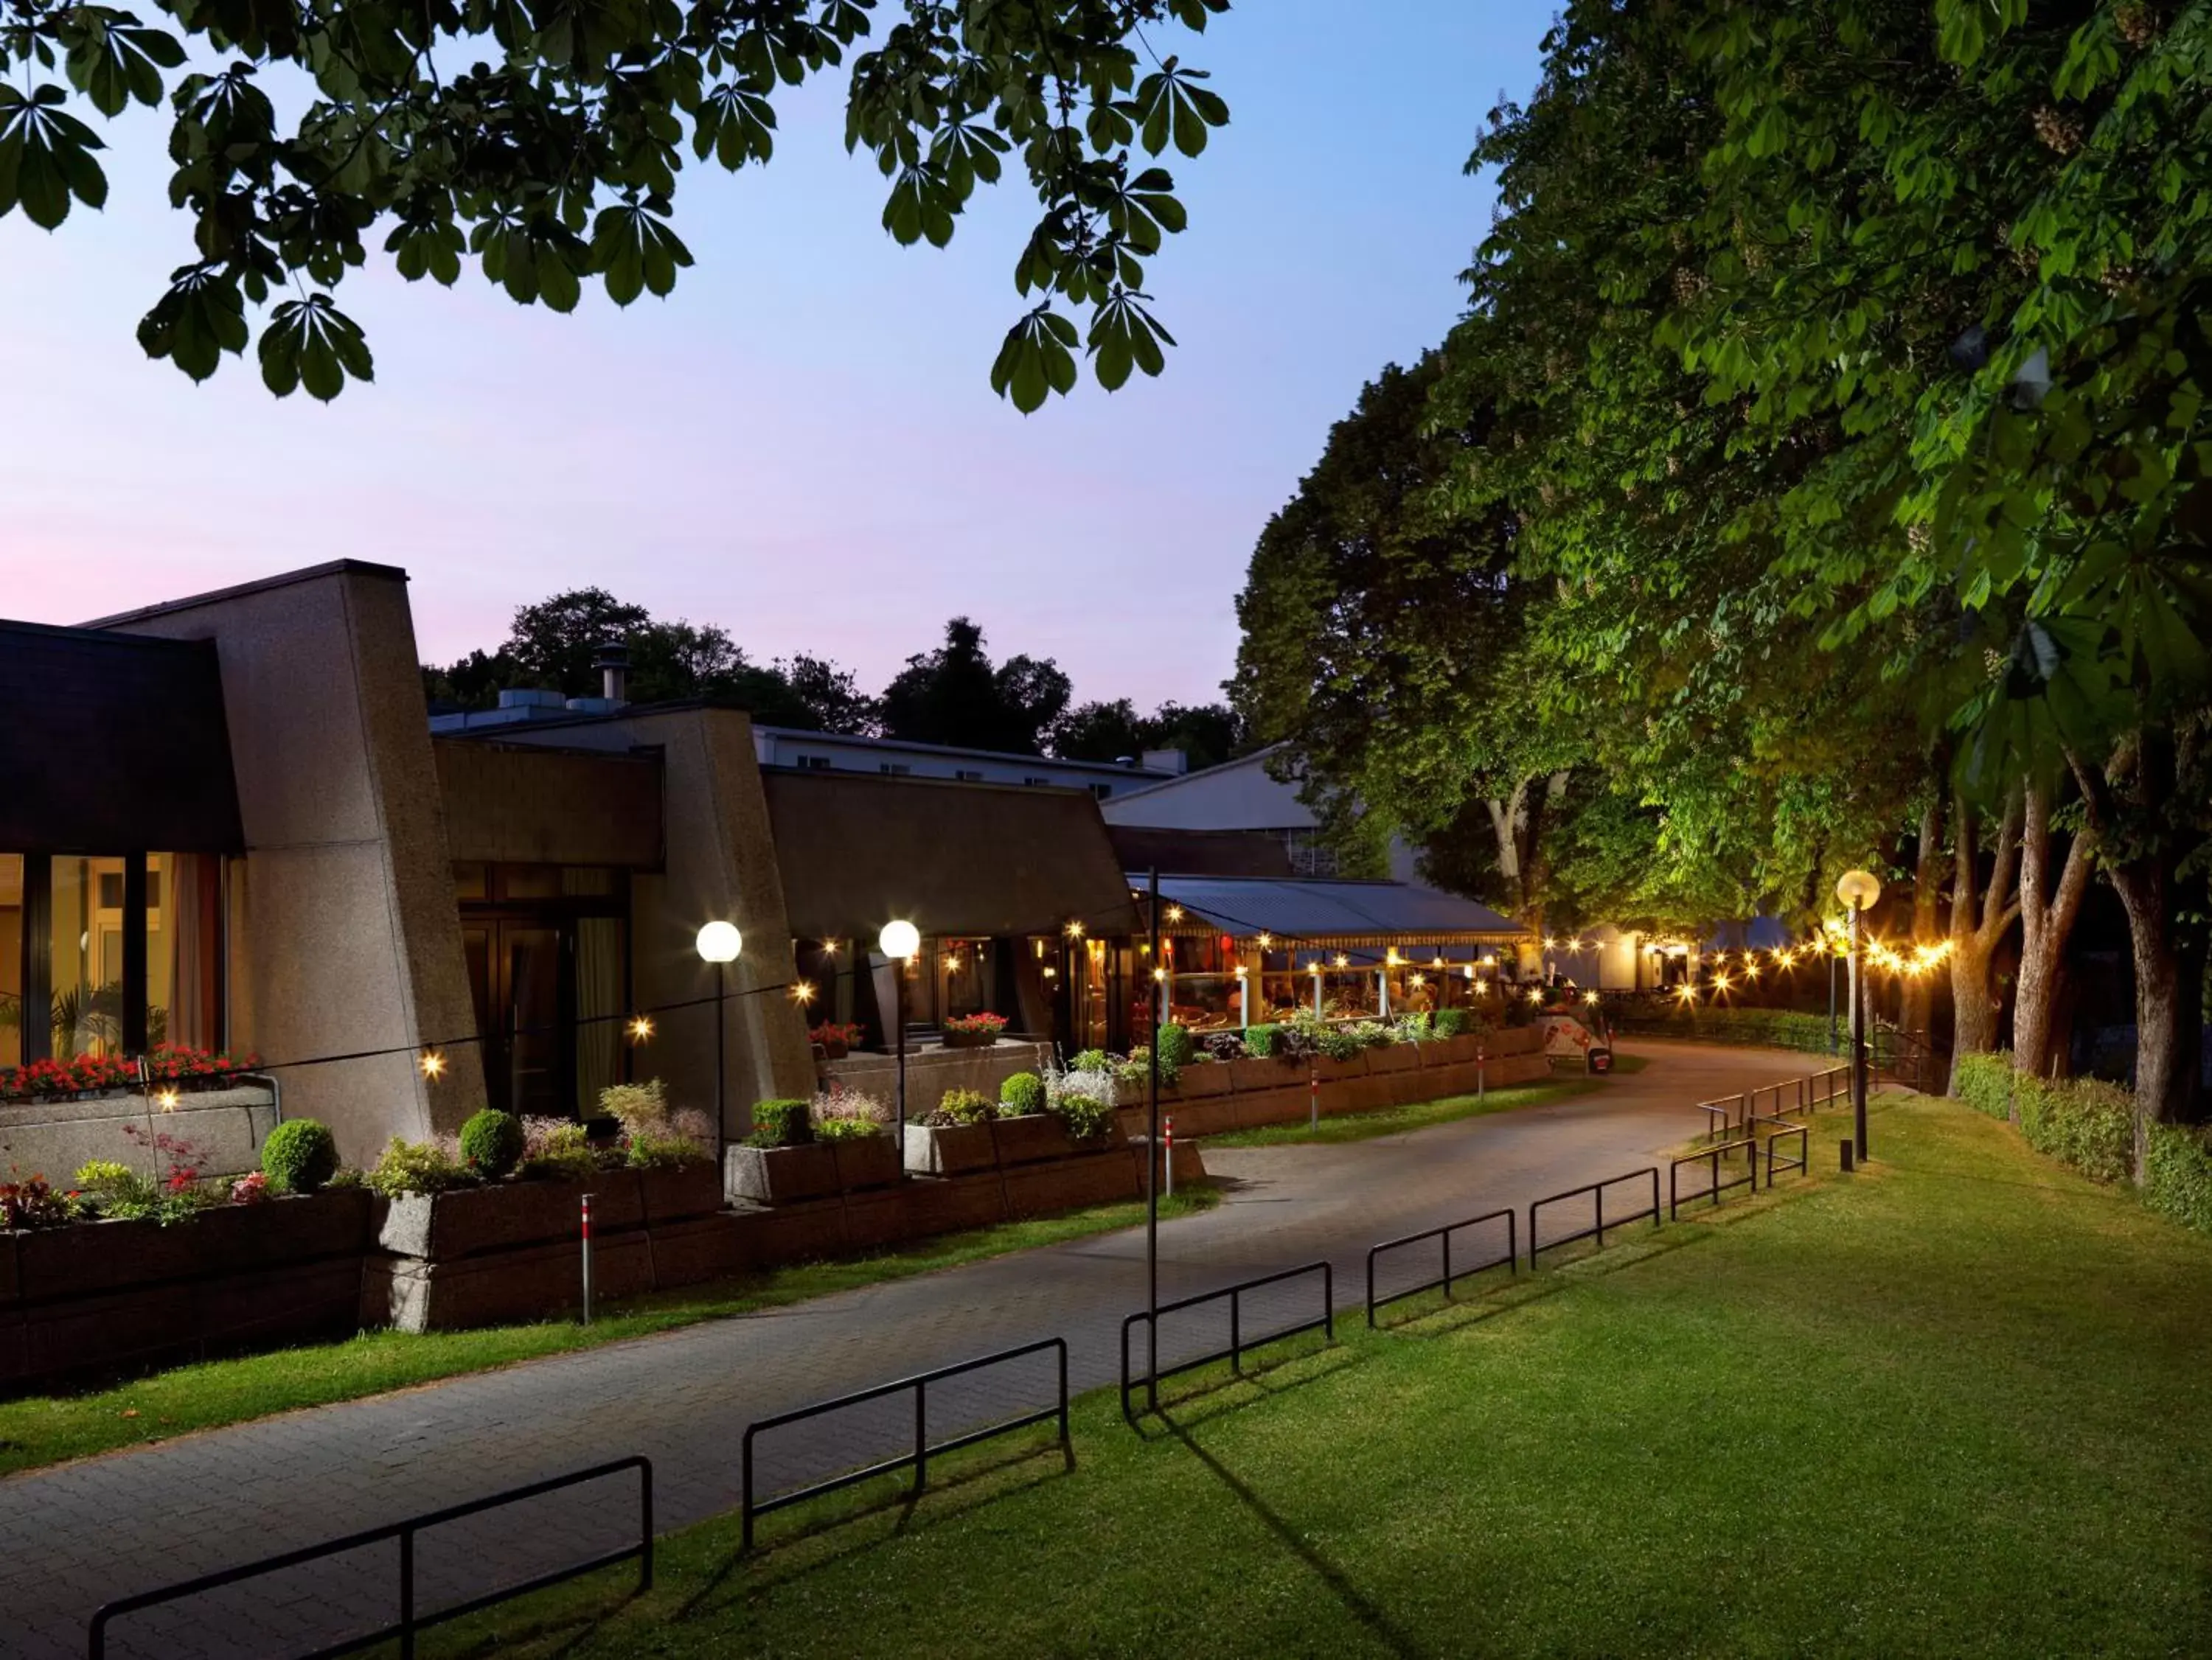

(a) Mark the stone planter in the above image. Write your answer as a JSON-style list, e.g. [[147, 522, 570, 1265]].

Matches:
[[378, 1172, 644, 1260], [831, 1134, 903, 1192], [904, 1122, 998, 1176], [992, 1113, 1077, 1166], [1228, 1056, 1295, 1093], [941, 1030, 999, 1050], [1171, 1061, 1233, 1098], [724, 1142, 842, 1205], [638, 1162, 723, 1225]]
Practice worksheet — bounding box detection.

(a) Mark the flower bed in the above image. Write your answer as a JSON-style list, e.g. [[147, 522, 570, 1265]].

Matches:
[[942, 1012, 1009, 1050], [0, 1044, 261, 1104]]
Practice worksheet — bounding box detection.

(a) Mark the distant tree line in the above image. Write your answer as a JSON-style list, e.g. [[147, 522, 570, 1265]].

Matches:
[[422, 592, 1247, 771]]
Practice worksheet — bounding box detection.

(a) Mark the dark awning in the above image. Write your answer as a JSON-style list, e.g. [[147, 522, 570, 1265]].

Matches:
[[1138, 874, 1525, 946], [765, 770, 1141, 941], [0, 621, 244, 853]]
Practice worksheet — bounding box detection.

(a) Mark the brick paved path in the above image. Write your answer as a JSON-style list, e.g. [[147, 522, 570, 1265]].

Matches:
[[1, 1042, 1809, 1659]]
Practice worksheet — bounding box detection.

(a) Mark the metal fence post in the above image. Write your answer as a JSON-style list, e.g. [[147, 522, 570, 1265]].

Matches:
[[580, 1191, 594, 1326], [1230, 1286, 1243, 1373], [913, 1380, 928, 1491], [640, 1460, 655, 1590]]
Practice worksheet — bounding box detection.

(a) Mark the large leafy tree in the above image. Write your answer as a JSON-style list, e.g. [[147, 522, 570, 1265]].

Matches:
[[1451, 0, 2207, 1131], [877, 614, 1069, 752], [423, 585, 878, 729], [1053, 695, 1243, 769], [0, 0, 1229, 408]]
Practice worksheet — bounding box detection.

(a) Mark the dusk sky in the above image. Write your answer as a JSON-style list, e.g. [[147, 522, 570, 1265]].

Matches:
[[0, 1, 1554, 711]]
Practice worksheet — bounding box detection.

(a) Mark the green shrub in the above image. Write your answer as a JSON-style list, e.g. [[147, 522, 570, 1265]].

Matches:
[[1071, 1049, 1113, 1075], [936, 1088, 996, 1126], [72, 1158, 136, 1196], [812, 1115, 883, 1143], [999, 1072, 1046, 1115], [2146, 1125, 2212, 1235], [747, 1098, 813, 1147], [522, 1117, 597, 1179], [2016, 1073, 2132, 1185], [1116, 1046, 1178, 1089], [260, 1117, 339, 1194], [1048, 1071, 1119, 1140], [1155, 1022, 1195, 1070], [366, 1137, 473, 1198], [1432, 1008, 1469, 1039], [599, 1078, 670, 1135], [1392, 1013, 1433, 1042], [1317, 1025, 1366, 1062], [1243, 1024, 1279, 1059], [1953, 1053, 2014, 1120], [458, 1108, 524, 1177]]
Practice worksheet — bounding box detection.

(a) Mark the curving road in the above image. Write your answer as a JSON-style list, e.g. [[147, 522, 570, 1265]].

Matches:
[[0, 1040, 1814, 1659]]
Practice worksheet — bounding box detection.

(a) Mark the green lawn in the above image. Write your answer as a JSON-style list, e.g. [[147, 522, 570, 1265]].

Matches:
[[421, 1095, 2212, 1659], [0, 1188, 1218, 1478], [1205, 1075, 1596, 1148]]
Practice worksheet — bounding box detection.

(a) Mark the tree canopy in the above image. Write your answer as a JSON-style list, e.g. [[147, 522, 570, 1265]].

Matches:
[[422, 585, 877, 730], [1, 0, 1231, 408]]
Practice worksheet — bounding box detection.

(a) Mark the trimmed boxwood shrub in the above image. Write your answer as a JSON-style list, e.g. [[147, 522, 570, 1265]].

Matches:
[[1607, 1005, 1843, 1054], [260, 1118, 338, 1194], [1954, 1052, 2013, 1120], [1242, 1023, 1280, 1059], [2016, 1073, 2133, 1185], [999, 1072, 1046, 1116], [2146, 1126, 2212, 1235], [1155, 1022, 1195, 1070], [748, 1098, 813, 1147], [1432, 1008, 1470, 1039], [459, 1107, 524, 1177]]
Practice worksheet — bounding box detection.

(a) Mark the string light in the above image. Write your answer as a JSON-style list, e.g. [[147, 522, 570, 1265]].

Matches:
[[420, 1049, 447, 1081], [1256, 932, 1273, 948], [1333, 953, 1350, 969], [1582, 990, 1600, 1005], [1065, 920, 1085, 940], [627, 1014, 655, 1042], [156, 1087, 180, 1112], [1674, 984, 1697, 1004], [1152, 967, 1166, 983], [1166, 904, 1184, 923], [793, 980, 816, 1003], [1528, 988, 1544, 1005], [1411, 972, 1427, 988]]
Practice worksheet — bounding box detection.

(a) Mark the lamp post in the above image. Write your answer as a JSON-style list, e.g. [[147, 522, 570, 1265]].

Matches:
[[1145, 868, 1161, 1413], [1835, 871, 1882, 1160], [695, 921, 742, 1172], [879, 919, 921, 1148]]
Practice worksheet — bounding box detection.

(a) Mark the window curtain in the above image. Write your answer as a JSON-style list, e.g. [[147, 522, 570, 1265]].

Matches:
[[166, 854, 221, 1051], [574, 917, 622, 1116]]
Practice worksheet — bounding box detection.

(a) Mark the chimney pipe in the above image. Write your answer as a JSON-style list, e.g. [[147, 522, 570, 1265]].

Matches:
[[593, 643, 630, 705]]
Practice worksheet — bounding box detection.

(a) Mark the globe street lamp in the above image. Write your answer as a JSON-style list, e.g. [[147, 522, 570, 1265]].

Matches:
[[695, 921, 741, 1171], [1835, 870, 1882, 1161], [879, 920, 920, 1148]]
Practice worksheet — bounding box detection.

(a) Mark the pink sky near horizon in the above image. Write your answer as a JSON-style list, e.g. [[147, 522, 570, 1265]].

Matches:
[[0, 2, 1552, 710]]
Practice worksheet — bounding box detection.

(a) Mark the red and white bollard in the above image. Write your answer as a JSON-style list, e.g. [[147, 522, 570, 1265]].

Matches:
[[580, 1191, 594, 1326], [1164, 1115, 1175, 1199], [1477, 1047, 1486, 1103], [1310, 1059, 1320, 1131]]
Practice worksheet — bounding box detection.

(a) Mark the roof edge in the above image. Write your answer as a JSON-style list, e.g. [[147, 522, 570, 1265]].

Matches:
[[80, 559, 411, 629]]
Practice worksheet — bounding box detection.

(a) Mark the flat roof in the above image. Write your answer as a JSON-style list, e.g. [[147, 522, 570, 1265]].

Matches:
[[79, 559, 409, 630], [1135, 873, 1525, 948]]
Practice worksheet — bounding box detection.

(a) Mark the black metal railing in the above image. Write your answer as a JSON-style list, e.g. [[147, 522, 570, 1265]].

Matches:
[[1697, 1092, 1747, 1140], [1121, 1261, 1335, 1420], [1528, 1169, 1661, 1264], [1669, 1137, 1757, 1219], [740, 1337, 1069, 1549], [88, 1456, 653, 1660], [1365, 1209, 1517, 1325], [1759, 1117, 1809, 1183]]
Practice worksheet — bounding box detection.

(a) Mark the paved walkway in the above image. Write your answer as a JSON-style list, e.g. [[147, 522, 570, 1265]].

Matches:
[[2, 1042, 1809, 1659]]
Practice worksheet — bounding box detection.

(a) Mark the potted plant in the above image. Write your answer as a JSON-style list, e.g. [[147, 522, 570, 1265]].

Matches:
[[905, 1086, 1001, 1176], [808, 1020, 866, 1061], [724, 1098, 841, 1204], [811, 1087, 902, 1190], [941, 1011, 1009, 1050]]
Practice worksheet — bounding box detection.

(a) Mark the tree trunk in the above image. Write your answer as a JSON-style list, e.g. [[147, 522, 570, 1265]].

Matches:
[[1899, 795, 1946, 1042], [2070, 733, 2207, 1181], [2013, 778, 2093, 1083], [1486, 770, 1569, 974], [1945, 785, 2023, 1095]]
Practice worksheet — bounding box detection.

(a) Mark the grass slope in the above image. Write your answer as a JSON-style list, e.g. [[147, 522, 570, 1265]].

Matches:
[[428, 1097, 2212, 1659], [0, 1188, 1217, 1479]]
